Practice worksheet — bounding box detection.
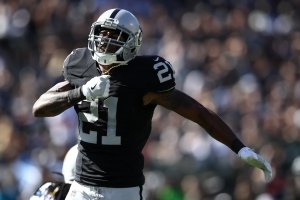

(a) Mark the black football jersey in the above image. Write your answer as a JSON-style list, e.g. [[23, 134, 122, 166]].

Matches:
[[63, 48, 175, 187]]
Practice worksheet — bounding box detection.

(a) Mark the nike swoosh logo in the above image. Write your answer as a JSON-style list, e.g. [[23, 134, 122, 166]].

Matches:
[[91, 84, 97, 90], [154, 57, 159, 61]]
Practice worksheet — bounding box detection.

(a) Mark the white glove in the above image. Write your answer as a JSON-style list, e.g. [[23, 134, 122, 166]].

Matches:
[[81, 75, 110, 100], [238, 147, 272, 182]]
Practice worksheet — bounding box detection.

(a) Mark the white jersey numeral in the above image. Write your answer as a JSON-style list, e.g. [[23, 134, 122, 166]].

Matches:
[[153, 61, 174, 83], [102, 97, 121, 145], [78, 100, 99, 144], [78, 97, 121, 145]]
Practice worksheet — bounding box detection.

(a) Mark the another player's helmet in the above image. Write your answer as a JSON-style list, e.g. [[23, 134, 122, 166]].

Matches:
[[30, 182, 71, 200], [88, 8, 142, 65]]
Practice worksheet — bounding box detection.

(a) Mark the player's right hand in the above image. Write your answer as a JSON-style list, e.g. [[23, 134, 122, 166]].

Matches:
[[81, 75, 110, 100]]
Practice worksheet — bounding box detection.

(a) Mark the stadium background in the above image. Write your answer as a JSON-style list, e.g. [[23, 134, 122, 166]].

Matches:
[[0, 0, 299, 199]]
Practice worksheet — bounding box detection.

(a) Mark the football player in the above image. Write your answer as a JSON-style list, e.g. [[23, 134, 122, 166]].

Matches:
[[32, 8, 272, 200], [30, 145, 77, 200]]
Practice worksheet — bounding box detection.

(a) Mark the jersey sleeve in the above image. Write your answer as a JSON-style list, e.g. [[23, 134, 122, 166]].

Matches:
[[62, 48, 99, 87], [145, 56, 176, 93]]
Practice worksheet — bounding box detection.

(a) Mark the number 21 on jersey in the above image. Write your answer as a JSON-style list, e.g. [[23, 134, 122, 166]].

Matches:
[[78, 97, 121, 145], [78, 60, 174, 146]]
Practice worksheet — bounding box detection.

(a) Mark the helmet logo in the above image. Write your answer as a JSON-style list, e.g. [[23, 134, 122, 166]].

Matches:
[[104, 18, 118, 28]]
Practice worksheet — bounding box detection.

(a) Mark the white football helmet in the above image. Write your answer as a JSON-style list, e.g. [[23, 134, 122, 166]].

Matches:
[[88, 8, 143, 65]]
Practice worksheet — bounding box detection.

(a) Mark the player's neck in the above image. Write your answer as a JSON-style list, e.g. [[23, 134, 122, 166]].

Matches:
[[98, 63, 121, 75]]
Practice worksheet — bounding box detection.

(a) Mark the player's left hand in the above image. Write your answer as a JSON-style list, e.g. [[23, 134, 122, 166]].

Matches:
[[238, 147, 272, 182]]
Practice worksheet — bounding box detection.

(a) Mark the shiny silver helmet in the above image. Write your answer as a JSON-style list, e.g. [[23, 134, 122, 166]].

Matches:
[[88, 8, 143, 65]]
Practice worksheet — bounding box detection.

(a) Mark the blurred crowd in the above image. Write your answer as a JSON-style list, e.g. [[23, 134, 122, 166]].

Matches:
[[0, 0, 299, 199]]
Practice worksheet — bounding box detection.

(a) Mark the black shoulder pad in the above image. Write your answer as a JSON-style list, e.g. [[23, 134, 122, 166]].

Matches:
[[63, 48, 99, 87]]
